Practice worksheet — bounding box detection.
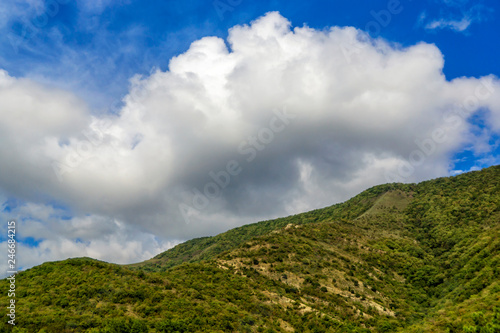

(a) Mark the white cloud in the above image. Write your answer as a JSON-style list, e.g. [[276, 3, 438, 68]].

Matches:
[[425, 16, 472, 32], [421, 1, 491, 33], [1, 12, 500, 271]]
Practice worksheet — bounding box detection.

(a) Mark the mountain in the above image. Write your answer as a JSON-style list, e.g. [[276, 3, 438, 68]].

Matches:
[[1, 166, 499, 332]]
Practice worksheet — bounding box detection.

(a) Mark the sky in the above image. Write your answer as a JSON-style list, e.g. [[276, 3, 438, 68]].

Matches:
[[0, 0, 499, 275]]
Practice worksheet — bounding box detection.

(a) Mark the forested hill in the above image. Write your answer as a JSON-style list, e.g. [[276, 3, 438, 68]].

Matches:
[[1, 165, 499, 332]]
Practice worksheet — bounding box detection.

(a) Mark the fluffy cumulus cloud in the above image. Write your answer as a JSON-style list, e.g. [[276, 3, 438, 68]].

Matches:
[[1, 12, 500, 271]]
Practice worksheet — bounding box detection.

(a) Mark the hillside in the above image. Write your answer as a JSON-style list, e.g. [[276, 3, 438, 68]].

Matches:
[[1, 166, 499, 332], [130, 182, 409, 272]]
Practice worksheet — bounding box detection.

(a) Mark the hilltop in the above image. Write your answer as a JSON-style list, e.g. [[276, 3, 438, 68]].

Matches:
[[1, 166, 499, 332]]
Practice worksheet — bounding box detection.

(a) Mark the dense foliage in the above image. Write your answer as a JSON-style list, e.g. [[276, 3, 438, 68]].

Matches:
[[1, 166, 499, 332]]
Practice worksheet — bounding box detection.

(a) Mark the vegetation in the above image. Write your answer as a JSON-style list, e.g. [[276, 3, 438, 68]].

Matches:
[[1, 165, 499, 332]]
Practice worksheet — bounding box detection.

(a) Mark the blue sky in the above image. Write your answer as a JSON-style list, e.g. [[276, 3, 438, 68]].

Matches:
[[0, 0, 499, 272]]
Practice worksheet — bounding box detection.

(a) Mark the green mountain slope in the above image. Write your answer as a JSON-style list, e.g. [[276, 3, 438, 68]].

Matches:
[[131, 182, 412, 272], [1, 166, 499, 332]]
